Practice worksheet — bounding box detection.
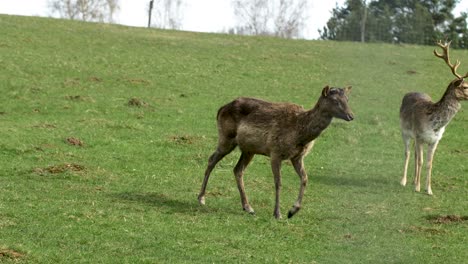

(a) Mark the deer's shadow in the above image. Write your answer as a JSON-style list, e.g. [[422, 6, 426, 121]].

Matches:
[[111, 191, 237, 215]]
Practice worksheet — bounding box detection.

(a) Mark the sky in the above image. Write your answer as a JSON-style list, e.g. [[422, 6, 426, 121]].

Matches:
[[1, 0, 468, 39]]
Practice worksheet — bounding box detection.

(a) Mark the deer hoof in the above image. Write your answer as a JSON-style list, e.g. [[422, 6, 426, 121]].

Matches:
[[244, 205, 255, 214], [288, 206, 300, 218], [198, 195, 206, 205], [273, 211, 282, 219], [400, 179, 407, 186]]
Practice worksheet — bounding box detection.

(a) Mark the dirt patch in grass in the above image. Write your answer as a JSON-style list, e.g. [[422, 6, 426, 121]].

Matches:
[[0, 248, 24, 260], [65, 95, 95, 102], [125, 78, 150, 85], [65, 95, 84, 101], [63, 78, 81, 87], [207, 190, 224, 197], [88, 76, 102, 82], [452, 149, 468, 154], [127, 98, 149, 107], [34, 144, 57, 152], [169, 135, 201, 144], [34, 163, 85, 175], [399, 226, 447, 235], [63, 76, 102, 87], [65, 137, 84, 146], [32, 123, 57, 129], [427, 215, 468, 224]]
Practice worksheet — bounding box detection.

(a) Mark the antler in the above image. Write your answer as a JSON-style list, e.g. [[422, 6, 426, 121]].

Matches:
[[433, 40, 468, 79]]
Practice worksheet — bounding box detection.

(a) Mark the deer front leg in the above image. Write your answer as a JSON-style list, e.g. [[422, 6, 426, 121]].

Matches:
[[288, 156, 308, 218], [425, 142, 439, 195], [401, 137, 411, 186], [414, 141, 424, 192], [271, 157, 282, 219], [233, 152, 255, 214]]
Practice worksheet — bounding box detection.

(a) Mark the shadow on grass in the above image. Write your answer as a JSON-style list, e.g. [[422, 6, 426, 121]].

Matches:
[[112, 191, 239, 216], [313, 173, 393, 188]]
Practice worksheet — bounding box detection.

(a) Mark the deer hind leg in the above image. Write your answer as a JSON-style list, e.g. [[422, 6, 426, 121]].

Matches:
[[401, 137, 411, 186], [288, 156, 308, 219], [425, 142, 439, 195], [414, 141, 424, 192], [270, 156, 283, 219], [233, 152, 255, 214], [198, 138, 237, 205]]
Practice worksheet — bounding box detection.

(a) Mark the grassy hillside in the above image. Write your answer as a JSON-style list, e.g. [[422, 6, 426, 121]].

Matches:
[[0, 14, 467, 263]]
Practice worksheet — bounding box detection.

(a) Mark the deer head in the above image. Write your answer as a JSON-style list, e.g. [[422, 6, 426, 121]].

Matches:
[[434, 40, 468, 101], [321, 85, 354, 121], [450, 79, 468, 100]]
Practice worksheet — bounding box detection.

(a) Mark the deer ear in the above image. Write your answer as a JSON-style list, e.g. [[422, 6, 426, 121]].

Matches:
[[345, 86, 352, 94], [322, 85, 330, 97]]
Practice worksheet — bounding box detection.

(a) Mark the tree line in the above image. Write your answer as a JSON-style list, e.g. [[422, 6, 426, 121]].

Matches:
[[47, 0, 309, 39], [320, 0, 468, 48], [48, 0, 120, 23], [47, 0, 468, 47]]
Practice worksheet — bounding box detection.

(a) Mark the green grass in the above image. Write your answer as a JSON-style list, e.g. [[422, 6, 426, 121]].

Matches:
[[0, 14, 467, 263]]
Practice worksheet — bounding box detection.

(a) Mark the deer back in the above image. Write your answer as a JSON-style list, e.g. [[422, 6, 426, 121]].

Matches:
[[217, 97, 304, 127]]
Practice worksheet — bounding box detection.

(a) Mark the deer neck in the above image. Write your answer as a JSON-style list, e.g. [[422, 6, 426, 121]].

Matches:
[[431, 89, 461, 130], [298, 103, 333, 144]]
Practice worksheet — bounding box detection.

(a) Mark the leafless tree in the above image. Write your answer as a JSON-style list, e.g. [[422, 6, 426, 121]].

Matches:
[[48, 0, 120, 23], [274, 0, 307, 38], [231, 0, 308, 38], [150, 0, 184, 30], [106, 0, 119, 23], [232, 0, 270, 35]]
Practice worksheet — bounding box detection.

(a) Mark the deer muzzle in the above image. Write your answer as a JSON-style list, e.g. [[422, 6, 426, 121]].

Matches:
[[341, 109, 354, 121], [344, 113, 354, 121]]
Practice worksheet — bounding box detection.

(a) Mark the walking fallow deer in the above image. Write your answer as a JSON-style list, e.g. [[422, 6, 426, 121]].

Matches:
[[198, 86, 354, 219], [400, 40, 468, 195]]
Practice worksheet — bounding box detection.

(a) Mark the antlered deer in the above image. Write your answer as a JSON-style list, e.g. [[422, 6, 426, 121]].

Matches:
[[400, 40, 468, 195], [198, 86, 354, 219]]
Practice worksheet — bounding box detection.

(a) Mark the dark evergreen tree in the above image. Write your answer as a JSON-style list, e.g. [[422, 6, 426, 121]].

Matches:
[[319, 0, 468, 48], [319, 0, 367, 42]]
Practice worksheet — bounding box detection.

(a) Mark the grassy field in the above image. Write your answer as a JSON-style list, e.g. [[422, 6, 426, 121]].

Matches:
[[0, 14, 467, 263]]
